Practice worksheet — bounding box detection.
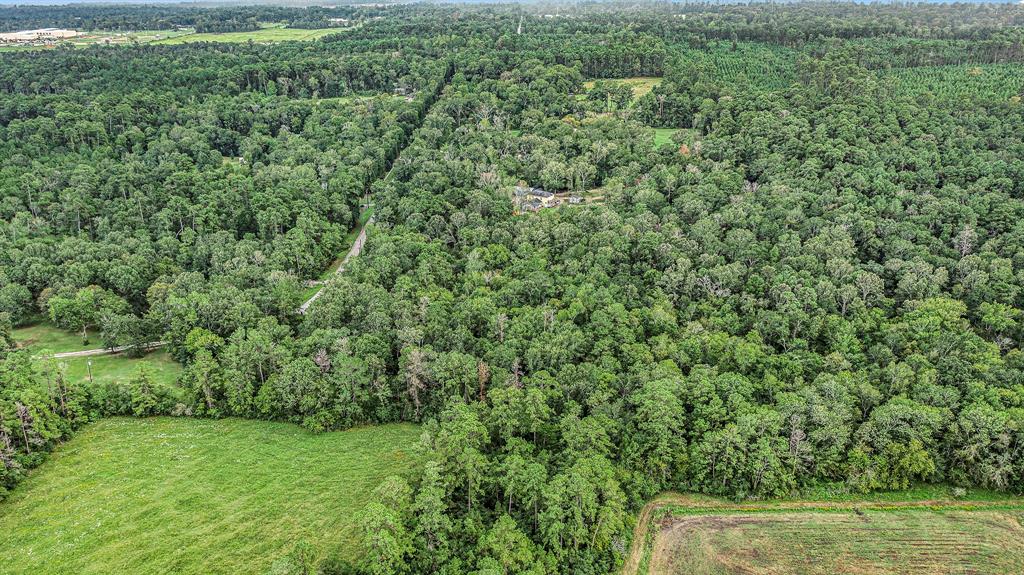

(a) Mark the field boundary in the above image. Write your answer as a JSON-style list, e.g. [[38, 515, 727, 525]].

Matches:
[[622, 491, 1024, 575]]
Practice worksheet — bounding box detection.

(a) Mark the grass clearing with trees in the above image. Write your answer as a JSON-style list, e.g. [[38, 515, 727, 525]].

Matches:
[[13, 322, 96, 354], [651, 509, 1024, 574], [57, 350, 182, 389], [583, 77, 663, 99], [653, 128, 679, 149], [13, 322, 182, 388], [0, 417, 421, 575]]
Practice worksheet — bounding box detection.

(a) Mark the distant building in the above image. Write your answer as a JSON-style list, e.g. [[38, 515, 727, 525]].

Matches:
[[568, 195, 584, 205], [514, 185, 562, 212], [523, 198, 543, 211], [0, 28, 79, 43]]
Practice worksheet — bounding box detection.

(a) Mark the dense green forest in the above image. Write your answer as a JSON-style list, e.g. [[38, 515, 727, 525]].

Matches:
[[3, 2, 1024, 574], [0, 4, 379, 33]]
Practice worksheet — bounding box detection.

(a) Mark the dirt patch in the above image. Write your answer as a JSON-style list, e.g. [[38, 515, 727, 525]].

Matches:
[[15, 337, 37, 348]]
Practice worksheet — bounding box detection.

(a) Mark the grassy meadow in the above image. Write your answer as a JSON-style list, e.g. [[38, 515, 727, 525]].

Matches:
[[13, 322, 95, 354], [56, 349, 183, 388], [0, 417, 422, 575], [13, 323, 183, 388], [653, 128, 679, 149]]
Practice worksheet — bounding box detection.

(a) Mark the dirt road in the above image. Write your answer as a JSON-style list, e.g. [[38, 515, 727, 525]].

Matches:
[[49, 342, 166, 359], [298, 220, 370, 314]]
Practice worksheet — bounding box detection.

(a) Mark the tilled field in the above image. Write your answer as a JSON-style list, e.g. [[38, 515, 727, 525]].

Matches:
[[650, 509, 1024, 575]]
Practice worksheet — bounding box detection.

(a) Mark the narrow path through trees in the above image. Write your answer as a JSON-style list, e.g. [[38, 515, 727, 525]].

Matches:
[[298, 220, 371, 314], [296, 60, 454, 315]]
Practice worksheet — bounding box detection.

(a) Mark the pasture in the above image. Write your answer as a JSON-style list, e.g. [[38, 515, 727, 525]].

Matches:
[[0, 417, 422, 575]]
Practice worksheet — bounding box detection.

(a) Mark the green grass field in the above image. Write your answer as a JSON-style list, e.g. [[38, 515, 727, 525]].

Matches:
[[57, 350, 182, 389], [0, 417, 422, 574], [654, 128, 679, 148], [13, 322, 95, 354], [653, 128, 700, 150], [14, 323, 183, 388], [153, 24, 344, 45], [71, 29, 192, 46]]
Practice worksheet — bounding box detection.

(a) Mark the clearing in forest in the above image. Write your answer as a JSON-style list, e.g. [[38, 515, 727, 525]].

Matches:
[[583, 76, 662, 98], [653, 128, 700, 150], [627, 491, 1024, 575], [13, 323, 183, 388], [0, 417, 422, 575], [654, 128, 679, 149]]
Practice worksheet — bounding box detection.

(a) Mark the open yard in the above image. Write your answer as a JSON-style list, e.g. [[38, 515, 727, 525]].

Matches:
[[57, 349, 182, 389], [653, 510, 1024, 575], [13, 322, 95, 354], [14, 323, 182, 388], [653, 128, 700, 150], [0, 417, 422, 575], [629, 491, 1024, 575]]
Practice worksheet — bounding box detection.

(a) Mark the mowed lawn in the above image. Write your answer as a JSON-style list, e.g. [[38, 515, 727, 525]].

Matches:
[[652, 508, 1024, 575], [13, 322, 95, 354], [653, 128, 700, 150], [58, 349, 183, 388], [0, 417, 422, 575], [13, 323, 183, 388]]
